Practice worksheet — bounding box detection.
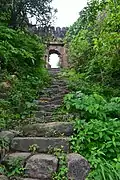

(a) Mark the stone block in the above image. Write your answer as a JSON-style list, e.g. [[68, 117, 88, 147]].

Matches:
[[35, 111, 51, 118], [0, 131, 14, 141], [0, 175, 8, 180], [4, 153, 31, 165], [67, 153, 90, 180], [25, 154, 58, 179], [11, 137, 70, 153]]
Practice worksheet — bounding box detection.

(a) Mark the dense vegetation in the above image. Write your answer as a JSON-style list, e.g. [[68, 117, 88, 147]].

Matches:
[[64, 0, 120, 179], [65, 0, 120, 97], [0, 0, 120, 179], [0, 0, 52, 129]]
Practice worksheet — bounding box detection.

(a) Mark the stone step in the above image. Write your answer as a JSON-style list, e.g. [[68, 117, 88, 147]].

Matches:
[[51, 94, 65, 101], [48, 68, 60, 73], [36, 99, 63, 106], [3, 152, 90, 180], [38, 94, 65, 103], [48, 72, 60, 76], [29, 116, 55, 123], [4, 153, 58, 180], [35, 111, 52, 118], [4, 153, 90, 180], [29, 117, 53, 123], [50, 99, 63, 105], [11, 137, 70, 153], [33, 113, 71, 123], [34, 111, 67, 119], [38, 97, 51, 102], [49, 68, 60, 70], [52, 79, 66, 83], [39, 92, 68, 100], [50, 84, 66, 89], [30, 114, 64, 123], [50, 81, 67, 86], [37, 104, 60, 111], [22, 122, 73, 137], [41, 87, 68, 94]]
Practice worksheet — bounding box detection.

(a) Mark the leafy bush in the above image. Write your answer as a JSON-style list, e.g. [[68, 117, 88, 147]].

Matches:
[[0, 67, 49, 130], [52, 148, 68, 180], [64, 92, 120, 121], [63, 90, 120, 179], [71, 119, 120, 179], [0, 25, 50, 130], [0, 25, 45, 74], [0, 157, 25, 177], [65, 0, 120, 96], [64, 0, 120, 179]]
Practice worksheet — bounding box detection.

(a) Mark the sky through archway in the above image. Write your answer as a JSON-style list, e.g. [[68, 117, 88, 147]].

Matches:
[[49, 54, 60, 68]]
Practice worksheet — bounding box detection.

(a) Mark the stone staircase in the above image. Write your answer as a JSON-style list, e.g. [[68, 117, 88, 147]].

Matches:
[[11, 68, 72, 153], [34, 68, 69, 122], [0, 69, 90, 180]]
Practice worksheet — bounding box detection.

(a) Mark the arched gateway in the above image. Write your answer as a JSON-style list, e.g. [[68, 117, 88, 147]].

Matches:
[[45, 41, 68, 68]]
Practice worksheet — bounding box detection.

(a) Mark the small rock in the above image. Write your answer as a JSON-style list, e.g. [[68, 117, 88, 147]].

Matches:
[[67, 153, 90, 180], [0, 131, 15, 141], [0, 175, 8, 180], [25, 154, 58, 179], [0, 82, 11, 89]]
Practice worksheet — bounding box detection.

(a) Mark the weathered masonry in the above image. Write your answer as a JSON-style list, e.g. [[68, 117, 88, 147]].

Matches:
[[45, 41, 68, 68]]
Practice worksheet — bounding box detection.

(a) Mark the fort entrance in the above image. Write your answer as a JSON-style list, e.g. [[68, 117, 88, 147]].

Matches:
[[45, 41, 68, 68]]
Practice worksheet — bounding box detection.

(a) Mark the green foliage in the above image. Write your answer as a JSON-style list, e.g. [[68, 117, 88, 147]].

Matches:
[[68, 30, 90, 72], [0, 71, 49, 130], [65, 0, 105, 43], [65, 0, 120, 96], [6, 157, 25, 177], [71, 119, 120, 179], [52, 148, 68, 180], [62, 73, 120, 179], [64, 0, 120, 179], [0, 99, 11, 129], [0, 137, 9, 163], [62, 70, 120, 179], [29, 144, 39, 153], [62, 69, 120, 98], [64, 92, 120, 121], [0, 25, 50, 130], [0, 25, 45, 74], [1, 157, 25, 177]]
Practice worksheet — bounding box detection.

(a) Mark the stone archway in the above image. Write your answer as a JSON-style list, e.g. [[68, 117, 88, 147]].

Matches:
[[45, 41, 68, 68]]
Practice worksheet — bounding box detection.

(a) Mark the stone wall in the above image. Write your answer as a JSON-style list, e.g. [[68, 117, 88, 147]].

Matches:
[[28, 25, 69, 39]]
